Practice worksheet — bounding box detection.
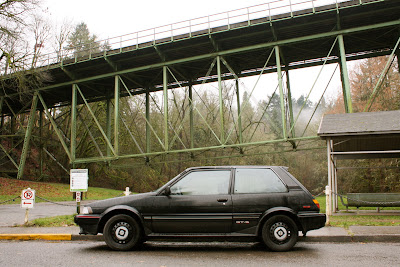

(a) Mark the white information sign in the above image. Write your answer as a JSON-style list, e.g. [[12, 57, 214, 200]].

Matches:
[[21, 188, 35, 209], [70, 169, 89, 192]]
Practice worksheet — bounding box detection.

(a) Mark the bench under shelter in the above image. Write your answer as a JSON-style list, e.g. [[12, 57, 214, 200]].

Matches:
[[318, 110, 400, 214]]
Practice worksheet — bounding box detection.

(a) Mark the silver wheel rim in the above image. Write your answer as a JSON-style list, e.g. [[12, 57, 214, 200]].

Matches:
[[114, 224, 129, 241], [273, 225, 288, 241]]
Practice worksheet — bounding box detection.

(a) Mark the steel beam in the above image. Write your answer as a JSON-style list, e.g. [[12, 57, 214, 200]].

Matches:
[[25, 20, 400, 96], [73, 135, 320, 164], [38, 92, 72, 161], [338, 34, 353, 113], [217, 56, 225, 144], [106, 98, 112, 158], [163, 66, 169, 151], [146, 90, 151, 153], [189, 83, 194, 149], [71, 84, 77, 161], [146, 89, 151, 155], [285, 68, 295, 139], [114, 75, 120, 156], [235, 79, 243, 144], [76, 85, 116, 156], [17, 93, 38, 179], [275, 46, 287, 139]]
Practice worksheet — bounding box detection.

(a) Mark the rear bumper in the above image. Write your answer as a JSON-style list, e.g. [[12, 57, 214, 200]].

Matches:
[[74, 214, 101, 235], [297, 212, 326, 233]]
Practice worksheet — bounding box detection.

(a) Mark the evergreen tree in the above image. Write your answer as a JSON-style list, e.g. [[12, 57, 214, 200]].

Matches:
[[67, 22, 109, 58]]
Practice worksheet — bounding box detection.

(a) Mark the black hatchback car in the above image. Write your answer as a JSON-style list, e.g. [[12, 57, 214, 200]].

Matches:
[[75, 166, 325, 251]]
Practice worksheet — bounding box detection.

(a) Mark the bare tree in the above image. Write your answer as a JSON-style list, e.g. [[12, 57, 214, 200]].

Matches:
[[53, 19, 73, 62], [0, 0, 39, 74], [29, 14, 51, 68]]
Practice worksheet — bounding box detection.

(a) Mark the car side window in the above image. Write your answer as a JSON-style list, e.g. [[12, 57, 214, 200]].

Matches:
[[170, 170, 231, 195], [234, 168, 287, 194]]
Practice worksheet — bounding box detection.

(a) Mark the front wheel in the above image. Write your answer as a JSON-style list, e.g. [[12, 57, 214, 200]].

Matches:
[[262, 215, 298, 252], [103, 214, 142, 251]]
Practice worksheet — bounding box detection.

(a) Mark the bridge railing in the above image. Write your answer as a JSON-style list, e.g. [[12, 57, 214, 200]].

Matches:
[[31, 0, 377, 70]]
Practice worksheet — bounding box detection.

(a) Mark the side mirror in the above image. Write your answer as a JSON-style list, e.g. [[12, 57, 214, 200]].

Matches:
[[164, 186, 171, 196]]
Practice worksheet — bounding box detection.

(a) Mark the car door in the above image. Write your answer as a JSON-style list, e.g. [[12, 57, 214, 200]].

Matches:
[[151, 169, 233, 233], [231, 168, 289, 234]]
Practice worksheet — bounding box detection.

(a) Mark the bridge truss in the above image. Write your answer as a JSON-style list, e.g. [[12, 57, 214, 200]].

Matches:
[[0, 0, 399, 179]]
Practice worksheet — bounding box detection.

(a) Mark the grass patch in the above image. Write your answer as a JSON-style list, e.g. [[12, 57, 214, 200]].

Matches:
[[23, 215, 76, 227], [315, 195, 400, 214], [329, 215, 400, 228], [0, 177, 124, 204]]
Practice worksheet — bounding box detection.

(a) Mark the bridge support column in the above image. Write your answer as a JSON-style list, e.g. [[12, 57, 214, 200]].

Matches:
[[106, 98, 112, 158], [163, 66, 169, 151], [114, 76, 120, 156], [275, 46, 287, 139], [285, 68, 295, 139], [217, 56, 225, 144], [338, 35, 353, 113], [71, 84, 77, 163], [146, 89, 151, 157], [17, 93, 38, 179], [189, 83, 194, 150], [235, 78, 243, 145]]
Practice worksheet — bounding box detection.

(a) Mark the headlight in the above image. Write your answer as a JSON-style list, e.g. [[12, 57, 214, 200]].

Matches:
[[81, 206, 93, 214]]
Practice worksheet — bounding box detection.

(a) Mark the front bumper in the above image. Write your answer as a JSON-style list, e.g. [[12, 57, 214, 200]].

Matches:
[[297, 212, 326, 233], [74, 214, 101, 235]]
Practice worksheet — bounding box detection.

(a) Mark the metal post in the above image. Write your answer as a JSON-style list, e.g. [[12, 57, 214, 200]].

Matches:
[[17, 93, 38, 179], [163, 66, 169, 151], [286, 68, 295, 138], [71, 84, 77, 162], [326, 138, 333, 217], [217, 56, 225, 144], [146, 89, 151, 155], [189, 83, 194, 149], [114, 76, 120, 156], [338, 34, 353, 113], [325, 185, 331, 225], [275, 46, 287, 139], [39, 110, 43, 178], [106, 98, 112, 158], [235, 78, 243, 144], [334, 158, 338, 212]]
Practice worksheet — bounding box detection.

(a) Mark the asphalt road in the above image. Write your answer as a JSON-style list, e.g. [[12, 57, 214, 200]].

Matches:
[[0, 202, 80, 226], [0, 241, 399, 266]]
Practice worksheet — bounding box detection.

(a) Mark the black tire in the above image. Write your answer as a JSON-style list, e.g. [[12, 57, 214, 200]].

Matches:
[[103, 214, 142, 251], [262, 215, 298, 252]]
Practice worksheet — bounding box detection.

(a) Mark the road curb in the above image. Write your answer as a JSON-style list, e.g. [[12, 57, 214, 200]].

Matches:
[[0, 234, 72, 241]]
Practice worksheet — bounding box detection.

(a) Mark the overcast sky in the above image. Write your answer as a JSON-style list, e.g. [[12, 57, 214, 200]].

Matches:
[[42, 0, 346, 104], [44, 0, 267, 40]]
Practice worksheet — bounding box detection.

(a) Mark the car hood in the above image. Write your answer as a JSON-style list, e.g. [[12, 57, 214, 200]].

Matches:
[[87, 192, 156, 214]]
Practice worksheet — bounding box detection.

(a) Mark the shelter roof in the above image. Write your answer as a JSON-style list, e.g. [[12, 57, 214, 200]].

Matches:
[[318, 110, 400, 159], [318, 110, 400, 137]]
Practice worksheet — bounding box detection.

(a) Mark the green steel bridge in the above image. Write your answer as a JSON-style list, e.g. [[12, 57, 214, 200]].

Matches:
[[0, 0, 399, 179]]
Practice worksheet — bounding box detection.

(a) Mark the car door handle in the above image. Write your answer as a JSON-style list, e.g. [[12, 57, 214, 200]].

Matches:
[[217, 198, 228, 202]]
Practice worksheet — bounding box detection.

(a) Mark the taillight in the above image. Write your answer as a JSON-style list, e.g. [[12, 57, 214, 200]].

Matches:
[[312, 199, 320, 209]]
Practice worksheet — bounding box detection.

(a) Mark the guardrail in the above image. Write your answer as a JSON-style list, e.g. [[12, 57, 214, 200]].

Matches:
[[25, 0, 380, 70]]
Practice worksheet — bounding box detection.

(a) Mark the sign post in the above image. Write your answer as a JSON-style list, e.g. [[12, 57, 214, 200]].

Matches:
[[21, 188, 35, 224], [70, 169, 88, 214]]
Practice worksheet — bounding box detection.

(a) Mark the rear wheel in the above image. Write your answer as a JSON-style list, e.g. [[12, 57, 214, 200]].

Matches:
[[103, 214, 142, 251], [262, 215, 298, 252]]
